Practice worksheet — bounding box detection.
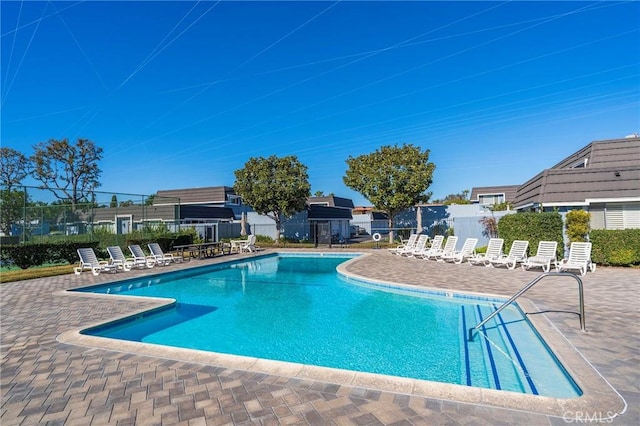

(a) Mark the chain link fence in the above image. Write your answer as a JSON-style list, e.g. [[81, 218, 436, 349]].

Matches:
[[1, 185, 179, 246]]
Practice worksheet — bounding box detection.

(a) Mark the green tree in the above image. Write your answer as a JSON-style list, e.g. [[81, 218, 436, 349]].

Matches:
[[30, 138, 103, 210], [234, 155, 311, 238], [433, 190, 470, 204], [343, 143, 435, 242], [491, 201, 512, 211], [0, 189, 27, 235], [0, 147, 30, 190], [110, 195, 118, 208], [28, 200, 66, 225], [0, 147, 31, 235]]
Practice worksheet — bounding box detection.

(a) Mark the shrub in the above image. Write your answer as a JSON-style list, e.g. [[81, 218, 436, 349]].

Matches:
[[0, 236, 19, 245], [126, 238, 155, 254], [478, 216, 498, 238], [255, 235, 274, 243], [590, 229, 640, 266], [3, 245, 48, 269], [431, 223, 448, 237], [566, 210, 590, 243], [498, 212, 564, 258], [127, 233, 194, 253], [0, 241, 101, 269], [173, 234, 193, 248], [491, 201, 512, 211], [156, 237, 174, 252], [54, 241, 93, 264]]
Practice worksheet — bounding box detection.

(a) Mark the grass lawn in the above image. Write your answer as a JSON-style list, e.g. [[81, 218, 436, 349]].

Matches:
[[1, 264, 74, 284]]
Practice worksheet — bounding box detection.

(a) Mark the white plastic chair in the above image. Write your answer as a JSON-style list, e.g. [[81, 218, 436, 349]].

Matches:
[[468, 238, 504, 266], [489, 240, 529, 270], [74, 248, 118, 276], [148, 242, 180, 265], [239, 235, 258, 253], [428, 236, 459, 261], [389, 234, 418, 256], [128, 245, 157, 268], [106, 246, 133, 271], [415, 235, 444, 259], [557, 242, 595, 276], [440, 238, 478, 264], [521, 241, 558, 272], [402, 234, 429, 257]]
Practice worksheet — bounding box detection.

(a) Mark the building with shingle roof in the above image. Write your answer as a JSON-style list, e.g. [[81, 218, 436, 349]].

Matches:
[[307, 196, 355, 210], [154, 186, 240, 206], [469, 185, 520, 206], [513, 136, 640, 229]]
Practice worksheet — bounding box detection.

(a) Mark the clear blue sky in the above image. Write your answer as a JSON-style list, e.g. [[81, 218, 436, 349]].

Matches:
[[2, 1, 639, 206]]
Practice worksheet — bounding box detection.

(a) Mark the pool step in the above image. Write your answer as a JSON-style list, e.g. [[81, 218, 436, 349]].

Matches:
[[460, 304, 538, 394]]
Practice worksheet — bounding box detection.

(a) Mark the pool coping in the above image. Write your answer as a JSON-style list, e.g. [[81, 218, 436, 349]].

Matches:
[[55, 251, 626, 420]]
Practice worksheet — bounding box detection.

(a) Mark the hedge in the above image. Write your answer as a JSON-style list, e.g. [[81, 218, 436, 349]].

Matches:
[[1, 241, 101, 269], [126, 235, 193, 254], [0, 234, 194, 270], [590, 229, 640, 266], [497, 212, 564, 258]]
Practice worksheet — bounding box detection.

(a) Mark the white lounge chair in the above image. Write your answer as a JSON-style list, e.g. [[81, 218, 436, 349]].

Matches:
[[440, 237, 478, 264], [402, 234, 429, 257], [128, 245, 157, 268], [395, 235, 422, 256], [428, 236, 459, 261], [415, 235, 444, 259], [106, 246, 133, 271], [74, 248, 118, 276], [521, 241, 558, 272], [468, 238, 504, 266], [489, 240, 529, 269], [148, 242, 181, 265], [557, 242, 595, 276], [389, 234, 418, 255]]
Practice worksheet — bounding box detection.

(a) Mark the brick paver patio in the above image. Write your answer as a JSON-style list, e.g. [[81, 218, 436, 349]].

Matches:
[[1, 249, 639, 425]]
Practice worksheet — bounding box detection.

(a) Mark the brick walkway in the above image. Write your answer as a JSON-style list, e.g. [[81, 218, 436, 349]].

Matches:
[[1, 249, 639, 425]]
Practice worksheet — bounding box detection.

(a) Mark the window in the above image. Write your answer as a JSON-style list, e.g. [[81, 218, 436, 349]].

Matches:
[[591, 202, 640, 229], [478, 194, 505, 205], [605, 205, 624, 229], [622, 203, 640, 229], [571, 158, 588, 168], [227, 195, 241, 205]]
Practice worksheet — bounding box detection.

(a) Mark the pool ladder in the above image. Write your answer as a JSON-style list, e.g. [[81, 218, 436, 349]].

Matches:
[[468, 272, 586, 341]]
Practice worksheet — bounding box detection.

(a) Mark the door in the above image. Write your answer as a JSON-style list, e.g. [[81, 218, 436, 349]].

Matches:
[[204, 225, 218, 242], [317, 222, 331, 245], [116, 217, 131, 234]]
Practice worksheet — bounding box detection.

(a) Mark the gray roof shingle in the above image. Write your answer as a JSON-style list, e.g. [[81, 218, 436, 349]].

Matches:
[[514, 137, 640, 208]]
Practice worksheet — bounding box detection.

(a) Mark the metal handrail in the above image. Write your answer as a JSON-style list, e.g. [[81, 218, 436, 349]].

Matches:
[[468, 272, 585, 341]]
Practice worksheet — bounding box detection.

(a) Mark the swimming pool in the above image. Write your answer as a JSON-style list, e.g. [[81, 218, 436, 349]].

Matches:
[[75, 253, 580, 398]]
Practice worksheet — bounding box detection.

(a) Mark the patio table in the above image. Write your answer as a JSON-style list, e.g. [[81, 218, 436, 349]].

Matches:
[[173, 242, 228, 259]]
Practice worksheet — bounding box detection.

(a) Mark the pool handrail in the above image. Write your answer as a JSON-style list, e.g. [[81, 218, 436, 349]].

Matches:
[[468, 271, 585, 341]]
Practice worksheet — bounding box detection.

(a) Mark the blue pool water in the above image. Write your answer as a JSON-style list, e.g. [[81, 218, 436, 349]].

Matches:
[[77, 253, 580, 397]]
